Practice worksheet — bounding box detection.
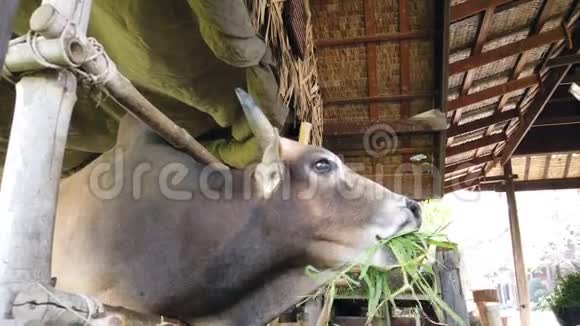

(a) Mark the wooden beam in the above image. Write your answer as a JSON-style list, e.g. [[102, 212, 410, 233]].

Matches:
[[446, 153, 495, 173], [449, 27, 566, 75], [399, 0, 411, 118], [447, 133, 506, 157], [543, 155, 551, 179], [444, 170, 484, 190], [324, 92, 434, 105], [433, 0, 450, 198], [364, 0, 379, 119], [533, 114, 580, 127], [504, 161, 531, 326], [524, 156, 531, 180], [480, 177, 580, 191], [460, 6, 496, 96], [563, 153, 572, 178], [323, 116, 446, 136], [315, 31, 432, 48], [495, 0, 555, 113], [448, 110, 519, 137], [447, 75, 540, 112], [546, 53, 580, 68], [450, 0, 514, 22], [454, 4, 497, 129], [501, 63, 575, 164], [514, 125, 580, 155]]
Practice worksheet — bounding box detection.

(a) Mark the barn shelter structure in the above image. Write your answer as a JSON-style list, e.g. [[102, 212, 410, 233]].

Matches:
[[0, 0, 578, 325]]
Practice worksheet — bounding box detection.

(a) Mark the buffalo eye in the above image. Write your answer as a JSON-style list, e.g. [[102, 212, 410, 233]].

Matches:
[[312, 158, 334, 174]]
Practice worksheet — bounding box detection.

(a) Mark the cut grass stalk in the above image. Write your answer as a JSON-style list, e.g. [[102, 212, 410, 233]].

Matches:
[[306, 228, 465, 326]]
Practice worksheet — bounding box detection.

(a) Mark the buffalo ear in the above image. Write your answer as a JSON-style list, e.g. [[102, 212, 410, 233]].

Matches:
[[254, 128, 284, 199]]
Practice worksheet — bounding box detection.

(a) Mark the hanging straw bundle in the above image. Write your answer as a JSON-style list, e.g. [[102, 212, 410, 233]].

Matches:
[[250, 0, 324, 145]]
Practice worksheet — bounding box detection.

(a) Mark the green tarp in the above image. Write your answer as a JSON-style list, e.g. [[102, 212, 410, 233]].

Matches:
[[1, 0, 287, 171]]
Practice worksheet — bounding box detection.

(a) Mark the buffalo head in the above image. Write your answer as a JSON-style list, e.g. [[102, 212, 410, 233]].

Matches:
[[234, 88, 422, 270]]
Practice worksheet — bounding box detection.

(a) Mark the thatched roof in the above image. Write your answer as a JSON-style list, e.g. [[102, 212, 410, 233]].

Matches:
[[444, 0, 579, 192]]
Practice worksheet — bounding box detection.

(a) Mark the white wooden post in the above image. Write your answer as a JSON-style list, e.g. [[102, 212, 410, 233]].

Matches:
[[0, 0, 92, 318], [504, 161, 531, 326]]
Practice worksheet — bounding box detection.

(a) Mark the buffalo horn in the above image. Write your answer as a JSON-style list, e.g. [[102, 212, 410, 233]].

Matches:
[[234, 88, 275, 149]]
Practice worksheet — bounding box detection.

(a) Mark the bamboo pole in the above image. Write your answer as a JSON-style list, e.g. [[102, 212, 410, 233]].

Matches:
[[299, 122, 313, 145]]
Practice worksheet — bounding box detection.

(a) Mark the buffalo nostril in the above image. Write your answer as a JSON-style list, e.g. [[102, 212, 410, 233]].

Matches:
[[406, 199, 422, 220]]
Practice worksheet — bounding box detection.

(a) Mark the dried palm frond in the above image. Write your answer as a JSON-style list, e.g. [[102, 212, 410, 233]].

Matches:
[[250, 0, 324, 145]]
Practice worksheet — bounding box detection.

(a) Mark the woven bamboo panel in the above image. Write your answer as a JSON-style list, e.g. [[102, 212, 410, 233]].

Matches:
[[461, 96, 501, 114], [482, 30, 529, 52], [323, 104, 369, 121], [376, 103, 402, 120], [376, 43, 401, 95], [311, 0, 365, 39], [568, 154, 580, 178], [449, 15, 479, 52], [489, 0, 542, 37], [409, 41, 434, 92], [547, 154, 569, 179], [313, 0, 435, 124], [468, 75, 511, 94], [449, 73, 465, 90], [511, 156, 527, 178], [453, 129, 487, 146], [527, 155, 548, 180], [471, 54, 520, 80], [446, 151, 475, 165], [373, 0, 399, 33], [449, 48, 472, 64], [316, 46, 368, 99], [458, 104, 496, 124], [409, 0, 434, 30]]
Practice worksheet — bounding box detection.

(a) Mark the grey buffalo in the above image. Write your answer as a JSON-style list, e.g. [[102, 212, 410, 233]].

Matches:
[[52, 89, 422, 325]]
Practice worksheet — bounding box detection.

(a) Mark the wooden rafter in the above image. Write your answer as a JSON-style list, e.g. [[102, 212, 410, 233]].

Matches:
[[533, 114, 580, 127], [500, 63, 575, 164], [323, 116, 446, 135], [433, 0, 451, 198], [449, 27, 566, 75], [546, 53, 580, 68], [479, 177, 580, 191], [450, 0, 515, 22], [445, 170, 484, 189], [324, 92, 434, 105], [543, 155, 552, 179], [451, 3, 497, 142], [448, 110, 519, 137], [446, 153, 495, 174], [447, 133, 506, 157], [400, 0, 411, 118], [447, 75, 540, 111], [524, 156, 531, 180], [364, 0, 379, 120], [495, 0, 555, 113], [315, 31, 432, 48], [563, 154, 572, 178]]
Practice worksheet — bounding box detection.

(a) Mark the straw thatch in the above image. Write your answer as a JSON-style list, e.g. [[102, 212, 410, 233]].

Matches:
[[251, 0, 324, 145]]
